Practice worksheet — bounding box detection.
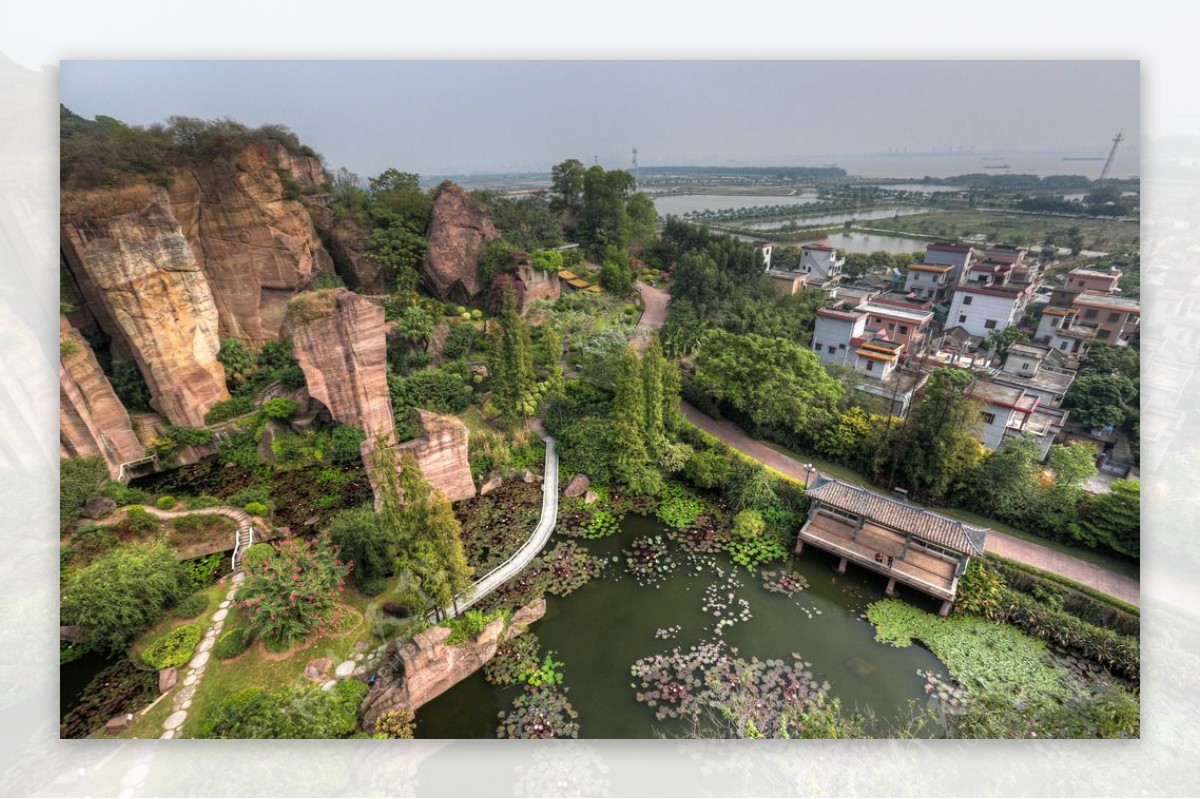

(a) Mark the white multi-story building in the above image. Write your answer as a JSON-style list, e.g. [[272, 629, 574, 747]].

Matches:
[[945, 259, 1035, 339], [967, 379, 1069, 460], [923, 242, 975, 285], [753, 240, 773, 271], [904, 262, 957, 303], [798, 243, 845, 283]]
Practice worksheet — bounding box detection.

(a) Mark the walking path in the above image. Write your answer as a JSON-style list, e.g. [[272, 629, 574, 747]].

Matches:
[[682, 403, 1140, 606], [137, 504, 261, 570], [444, 430, 558, 617], [632, 281, 670, 353]]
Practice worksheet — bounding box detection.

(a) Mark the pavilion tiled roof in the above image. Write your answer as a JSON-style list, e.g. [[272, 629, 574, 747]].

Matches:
[[806, 477, 987, 555]]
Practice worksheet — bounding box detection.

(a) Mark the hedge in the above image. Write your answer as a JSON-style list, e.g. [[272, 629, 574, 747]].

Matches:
[[988, 554, 1139, 635], [141, 623, 204, 669]]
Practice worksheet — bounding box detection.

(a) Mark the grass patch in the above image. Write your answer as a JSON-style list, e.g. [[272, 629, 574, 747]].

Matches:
[[867, 599, 1077, 701], [854, 209, 1139, 252]]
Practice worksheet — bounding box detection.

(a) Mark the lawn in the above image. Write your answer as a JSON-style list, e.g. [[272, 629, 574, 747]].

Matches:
[[854, 209, 1139, 252]]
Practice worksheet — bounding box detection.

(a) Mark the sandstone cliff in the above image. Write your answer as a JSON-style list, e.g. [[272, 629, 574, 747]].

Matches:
[[360, 598, 545, 728], [59, 316, 145, 476], [307, 204, 383, 293], [422, 182, 498, 304], [395, 409, 476, 502], [169, 144, 335, 346], [61, 192, 229, 427], [517, 261, 561, 306], [285, 290, 395, 443]]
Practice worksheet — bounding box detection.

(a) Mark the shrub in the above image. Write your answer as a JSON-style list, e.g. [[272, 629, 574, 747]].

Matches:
[[213, 625, 253, 660], [126, 506, 161, 535], [359, 576, 388, 597], [235, 537, 350, 646], [184, 495, 223, 510], [329, 506, 395, 589], [156, 496, 177, 510], [442, 324, 479, 360], [373, 709, 416, 739], [244, 501, 269, 517], [240, 543, 274, 573], [173, 593, 209, 619], [140, 622, 204, 669], [70, 524, 119, 562], [260, 397, 299, 420], [204, 396, 256, 425], [102, 481, 149, 506], [444, 609, 502, 646], [61, 456, 109, 522], [330, 425, 367, 464], [200, 679, 368, 739], [185, 553, 223, 591], [683, 449, 733, 490]]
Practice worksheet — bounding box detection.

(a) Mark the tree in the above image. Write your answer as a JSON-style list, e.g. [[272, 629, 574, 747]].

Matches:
[[329, 506, 396, 589], [235, 537, 350, 645], [641, 339, 667, 455], [487, 281, 538, 424], [550, 159, 585, 212], [985, 325, 1030, 358], [60, 455, 109, 522], [366, 224, 426, 294], [61, 542, 190, 654], [599, 259, 635, 295], [1047, 441, 1098, 486], [217, 338, 255, 385], [626, 193, 658, 243], [331, 166, 366, 212], [891, 368, 984, 502], [1067, 226, 1085, 256], [1064, 374, 1137, 430], [540, 323, 565, 400], [394, 305, 435, 352], [1070, 479, 1140, 557], [612, 346, 656, 493], [577, 166, 635, 256], [394, 452, 473, 616], [962, 434, 1041, 525]]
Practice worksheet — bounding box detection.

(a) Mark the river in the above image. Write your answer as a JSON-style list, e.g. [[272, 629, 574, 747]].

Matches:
[[415, 514, 945, 738], [654, 192, 820, 217]]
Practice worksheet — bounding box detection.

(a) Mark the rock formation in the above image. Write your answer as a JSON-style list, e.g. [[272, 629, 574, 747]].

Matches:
[[168, 144, 335, 345], [422, 182, 498, 304], [360, 598, 545, 727], [307, 203, 384, 293], [286, 290, 395, 443], [60, 193, 229, 427], [395, 410, 476, 502], [59, 316, 145, 477], [517, 261, 561, 306]]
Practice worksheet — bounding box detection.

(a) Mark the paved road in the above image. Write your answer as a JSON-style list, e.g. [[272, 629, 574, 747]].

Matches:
[[632, 281, 670, 353], [443, 432, 559, 617], [682, 404, 1140, 607]]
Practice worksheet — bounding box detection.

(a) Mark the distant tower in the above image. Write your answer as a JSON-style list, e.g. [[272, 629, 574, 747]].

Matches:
[[632, 147, 639, 187], [1098, 132, 1124, 184]]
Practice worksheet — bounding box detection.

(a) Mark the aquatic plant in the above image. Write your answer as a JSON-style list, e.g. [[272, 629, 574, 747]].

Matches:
[[496, 685, 581, 739], [484, 633, 542, 686], [760, 569, 808, 597], [655, 482, 706, 529], [623, 535, 679, 587]]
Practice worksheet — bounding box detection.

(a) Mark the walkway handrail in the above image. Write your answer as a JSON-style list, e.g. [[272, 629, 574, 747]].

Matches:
[[438, 434, 558, 619]]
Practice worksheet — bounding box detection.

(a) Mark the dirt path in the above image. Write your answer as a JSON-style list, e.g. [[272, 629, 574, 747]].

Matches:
[[682, 404, 1140, 606], [632, 281, 670, 352]]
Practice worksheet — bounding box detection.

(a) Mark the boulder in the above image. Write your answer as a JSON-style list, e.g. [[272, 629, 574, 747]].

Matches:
[[256, 419, 291, 464], [503, 597, 547, 641], [421, 182, 499, 305], [306, 203, 383, 293], [104, 714, 134, 734], [81, 497, 117, 520], [479, 474, 504, 496], [583, 490, 599, 505], [564, 474, 590, 498], [522, 469, 542, 484], [158, 667, 179, 693]]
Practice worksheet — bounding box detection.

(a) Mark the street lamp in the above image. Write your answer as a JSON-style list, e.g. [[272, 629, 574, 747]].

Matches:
[[802, 463, 815, 488]]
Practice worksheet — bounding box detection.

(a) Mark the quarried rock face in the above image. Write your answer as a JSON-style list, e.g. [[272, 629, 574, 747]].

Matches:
[[422, 182, 498, 305], [286, 290, 395, 443], [59, 316, 145, 477], [517, 262, 561, 306], [61, 194, 229, 427], [395, 410, 476, 502], [361, 598, 545, 727], [169, 144, 334, 346], [307, 203, 384, 293]]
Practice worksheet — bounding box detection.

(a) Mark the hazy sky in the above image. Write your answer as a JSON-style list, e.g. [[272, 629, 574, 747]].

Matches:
[[60, 60, 1139, 178]]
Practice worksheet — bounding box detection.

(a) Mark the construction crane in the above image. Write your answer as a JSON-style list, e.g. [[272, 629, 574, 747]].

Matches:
[[631, 147, 638, 187], [1098, 131, 1124, 184]]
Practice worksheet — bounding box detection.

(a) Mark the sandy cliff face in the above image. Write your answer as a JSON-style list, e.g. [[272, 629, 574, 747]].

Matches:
[[286, 290, 395, 443], [422, 182, 498, 305], [306, 203, 383, 293], [59, 316, 146, 475], [517, 261, 561, 306], [61, 194, 229, 427], [395, 410, 476, 502], [169, 144, 334, 345]]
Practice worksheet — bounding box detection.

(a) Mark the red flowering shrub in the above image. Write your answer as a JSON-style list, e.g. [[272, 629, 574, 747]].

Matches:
[[235, 537, 351, 646]]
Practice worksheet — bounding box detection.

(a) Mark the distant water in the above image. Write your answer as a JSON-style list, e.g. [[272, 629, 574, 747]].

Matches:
[[654, 192, 820, 217]]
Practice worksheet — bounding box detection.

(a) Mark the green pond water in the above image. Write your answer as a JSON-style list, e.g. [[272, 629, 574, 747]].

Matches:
[[416, 514, 946, 738]]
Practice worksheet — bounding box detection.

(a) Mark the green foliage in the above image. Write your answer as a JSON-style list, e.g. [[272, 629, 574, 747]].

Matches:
[[204, 396, 256, 425], [60, 338, 81, 358], [518, 652, 565, 688], [655, 482, 705, 529], [373, 708, 417, 739], [953, 559, 1008, 621], [148, 425, 216, 458], [186, 552, 223, 591], [550, 158, 586, 212], [126, 505, 161, 535], [235, 537, 349, 646], [1069, 479, 1140, 558], [156, 495, 176, 510], [891, 368, 985, 503], [213, 625, 253, 659], [530, 249, 564, 273], [260, 397, 299, 420], [487, 281, 539, 423], [140, 622, 204, 669], [102, 481, 150, 506], [1064, 373, 1137, 431], [388, 364, 473, 414], [599, 260, 635, 295], [173, 592, 209, 619], [867, 599, 1075, 700], [61, 542, 190, 654], [579, 510, 624, 539], [217, 338, 256, 384], [240, 542, 274, 573], [240, 502, 266, 518], [946, 685, 1139, 739], [60, 456, 109, 522], [731, 508, 766, 540], [200, 679, 368, 739], [329, 505, 397, 588], [444, 609, 503, 646], [311, 272, 345, 290], [477, 191, 565, 250], [443, 324, 480, 362], [683, 449, 733, 490], [725, 533, 788, 571], [577, 165, 636, 256], [257, 340, 298, 372], [329, 425, 367, 464], [110, 360, 152, 411]]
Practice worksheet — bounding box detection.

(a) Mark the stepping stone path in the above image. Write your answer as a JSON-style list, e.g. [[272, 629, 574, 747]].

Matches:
[[158, 572, 245, 739]]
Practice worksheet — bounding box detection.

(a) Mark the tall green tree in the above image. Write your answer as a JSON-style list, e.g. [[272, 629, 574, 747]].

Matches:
[[329, 506, 396, 590], [540, 323, 565, 400], [1070, 479, 1140, 557], [891, 368, 984, 502], [626, 192, 658, 243], [1064, 374, 1137, 430], [487, 282, 538, 424], [550, 159, 586, 212], [217, 337, 255, 384], [577, 166, 635, 256], [641, 338, 667, 455]]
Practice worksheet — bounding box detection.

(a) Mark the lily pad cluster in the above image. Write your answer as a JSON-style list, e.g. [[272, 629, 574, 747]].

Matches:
[[919, 668, 968, 708], [476, 540, 606, 614], [483, 633, 542, 686], [654, 625, 682, 640], [702, 578, 753, 635], [760, 569, 808, 597], [622, 535, 679, 587], [496, 685, 581, 739], [457, 481, 543, 571], [666, 519, 729, 555]]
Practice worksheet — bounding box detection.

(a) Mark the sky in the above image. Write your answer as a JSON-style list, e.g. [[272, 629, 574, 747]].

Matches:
[[59, 60, 1140, 179]]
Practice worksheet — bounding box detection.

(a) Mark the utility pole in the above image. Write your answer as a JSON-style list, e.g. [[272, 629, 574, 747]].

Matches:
[[1098, 132, 1124, 185]]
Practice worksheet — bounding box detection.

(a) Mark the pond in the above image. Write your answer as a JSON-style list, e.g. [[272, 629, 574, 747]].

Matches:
[[654, 192, 819, 217], [745, 206, 935, 231], [820, 232, 933, 255], [415, 514, 946, 738]]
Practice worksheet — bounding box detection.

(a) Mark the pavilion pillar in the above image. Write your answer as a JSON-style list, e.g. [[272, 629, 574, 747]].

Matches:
[[885, 577, 897, 597], [899, 534, 912, 561], [836, 557, 847, 575], [938, 600, 953, 617], [851, 517, 864, 542], [794, 539, 805, 556]]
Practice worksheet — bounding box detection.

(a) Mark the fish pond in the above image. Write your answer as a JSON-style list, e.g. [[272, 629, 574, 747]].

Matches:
[[416, 514, 946, 738]]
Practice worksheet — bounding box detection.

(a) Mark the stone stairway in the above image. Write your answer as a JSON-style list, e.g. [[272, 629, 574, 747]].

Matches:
[[231, 522, 254, 572]]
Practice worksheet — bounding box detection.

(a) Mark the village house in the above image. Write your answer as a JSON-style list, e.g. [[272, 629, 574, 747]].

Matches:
[[753, 240, 773, 270], [811, 293, 935, 368], [797, 243, 845, 283], [764, 268, 809, 297], [989, 343, 1076, 406], [903, 262, 957, 303], [1071, 292, 1140, 345], [966, 378, 1070, 460], [922, 242, 975, 285], [945, 257, 1036, 338], [795, 477, 988, 615]]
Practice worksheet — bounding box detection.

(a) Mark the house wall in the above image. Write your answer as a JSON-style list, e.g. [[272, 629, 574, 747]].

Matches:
[[975, 403, 1015, 450], [947, 290, 1020, 338], [812, 314, 862, 366], [924, 246, 972, 284]]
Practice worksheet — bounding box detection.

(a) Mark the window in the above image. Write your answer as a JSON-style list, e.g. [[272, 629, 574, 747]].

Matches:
[[1060, 341, 1068, 350], [838, 343, 846, 350], [1021, 362, 1031, 371], [1083, 309, 1098, 319], [1098, 329, 1111, 339], [959, 314, 967, 324], [865, 361, 874, 371], [981, 412, 996, 425], [984, 319, 997, 330], [963, 296, 973, 305], [828, 345, 836, 353], [1108, 312, 1121, 323]]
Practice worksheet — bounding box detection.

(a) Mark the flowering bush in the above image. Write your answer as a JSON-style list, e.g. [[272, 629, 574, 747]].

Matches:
[[235, 537, 350, 646]]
